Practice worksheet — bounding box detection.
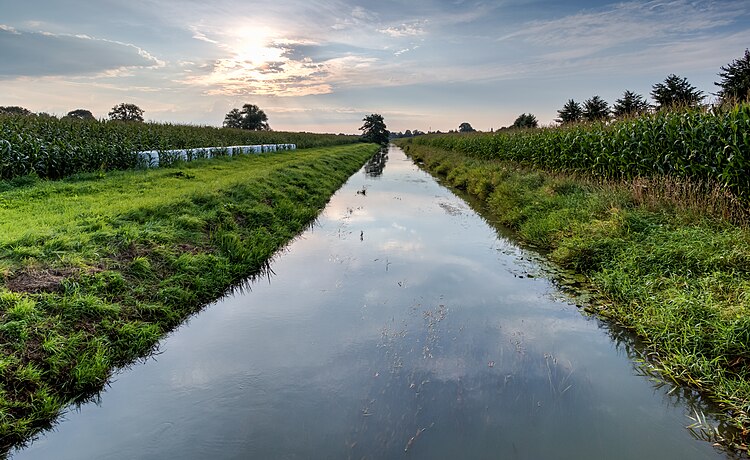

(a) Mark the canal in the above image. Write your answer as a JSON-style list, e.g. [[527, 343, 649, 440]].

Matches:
[[13, 145, 726, 459]]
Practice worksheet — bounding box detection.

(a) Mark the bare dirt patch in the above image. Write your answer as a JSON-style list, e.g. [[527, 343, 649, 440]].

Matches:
[[5, 269, 76, 294]]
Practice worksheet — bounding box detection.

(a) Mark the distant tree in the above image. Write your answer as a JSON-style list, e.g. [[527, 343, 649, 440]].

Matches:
[[556, 99, 583, 124], [224, 104, 270, 131], [716, 49, 750, 103], [512, 113, 538, 129], [65, 109, 95, 120], [223, 108, 244, 129], [458, 122, 475, 132], [242, 104, 270, 130], [360, 113, 389, 145], [0, 106, 33, 116], [403, 129, 413, 137], [108, 103, 144, 122], [582, 96, 610, 121], [650, 74, 704, 110], [612, 91, 650, 118]]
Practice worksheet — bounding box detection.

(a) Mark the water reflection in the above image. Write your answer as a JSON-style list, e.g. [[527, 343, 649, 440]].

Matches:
[[364, 147, 388, 177], [12, 146, 730, 460]]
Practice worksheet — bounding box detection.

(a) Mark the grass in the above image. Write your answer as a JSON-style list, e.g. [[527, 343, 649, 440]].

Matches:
[[398, 141, 750, 451], [0, 143, 378, 453]]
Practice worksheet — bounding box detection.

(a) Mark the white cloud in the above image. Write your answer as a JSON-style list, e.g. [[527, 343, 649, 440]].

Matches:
[[378, 21, 428, 38]]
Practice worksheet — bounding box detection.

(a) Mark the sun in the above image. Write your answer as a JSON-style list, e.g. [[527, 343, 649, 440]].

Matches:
[[231, 26, 284, 66]]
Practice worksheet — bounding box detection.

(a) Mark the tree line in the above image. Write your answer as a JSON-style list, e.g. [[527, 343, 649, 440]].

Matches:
[[450, 48, 750, 131], [0, 102, 275, 131], [553, 49, 750, 125]]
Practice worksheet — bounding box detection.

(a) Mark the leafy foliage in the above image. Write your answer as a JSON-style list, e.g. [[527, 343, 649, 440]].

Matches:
[[223, 108, 243, 129], [556, 99, 583, 124], [108, 103, 144, 122], [582, 96, 610, 121], [360, 113, 390, 145], [512, 113, 538, 129], [613, 91, 650, 118], [224, 104, 270, 131], [0, 106, 32, 116], [651, 74, 704, 110], [65, 109, 95, 121], [458, 122, 475, 132], [716, 49, 750, 103]]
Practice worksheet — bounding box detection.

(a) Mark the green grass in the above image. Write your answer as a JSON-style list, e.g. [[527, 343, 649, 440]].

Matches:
[[399, 141, 750, 450], [0, 143, 378, 453]]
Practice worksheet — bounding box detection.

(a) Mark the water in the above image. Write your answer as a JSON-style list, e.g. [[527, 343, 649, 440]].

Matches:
[[12, 146, 726, 459]]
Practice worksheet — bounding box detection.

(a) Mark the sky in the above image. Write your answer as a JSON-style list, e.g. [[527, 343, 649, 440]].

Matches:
[[1, 0, 749, 133]]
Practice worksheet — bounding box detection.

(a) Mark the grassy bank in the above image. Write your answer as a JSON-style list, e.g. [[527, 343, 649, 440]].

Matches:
[[398, 141, 750, 449], [0, 143, 378, 453]]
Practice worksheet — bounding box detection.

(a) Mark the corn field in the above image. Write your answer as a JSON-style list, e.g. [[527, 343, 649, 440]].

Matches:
[[0, 115, 360, 180], [410, 104, 750, 200]]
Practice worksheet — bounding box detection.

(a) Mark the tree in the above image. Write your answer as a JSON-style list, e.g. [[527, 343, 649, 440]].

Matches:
[[716, 49, 750, 103], [224, 104, 270, 130], [582, 96, 610, 121], [108, 103, 144, 122], [0, 106, 32, 116], [650, 74, 704, 110], [556, 99, 583, 124], [65, 109, 95, 121], [223, 108, 243, 129], [612, 90, 650, 118], [359, 113, 389, 145], [458, 122, 475, 132], [512, 113, 538, 129]]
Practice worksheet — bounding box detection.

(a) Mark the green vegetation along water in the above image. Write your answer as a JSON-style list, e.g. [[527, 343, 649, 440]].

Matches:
[[11, 146, 728, 459], [0, 114, 360, 181], [408, 103, 750, 203], [0, 143, 378, 453], [397, 140, 750, 451]]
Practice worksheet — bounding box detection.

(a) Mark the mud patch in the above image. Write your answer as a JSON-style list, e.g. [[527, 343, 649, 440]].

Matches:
[[5, 269, 75, 294]]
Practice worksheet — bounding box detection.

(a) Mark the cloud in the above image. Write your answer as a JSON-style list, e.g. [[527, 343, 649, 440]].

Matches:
[[499, 0, 746, 54], [378, 21, 428, 38], [0, 26, 163, 79]]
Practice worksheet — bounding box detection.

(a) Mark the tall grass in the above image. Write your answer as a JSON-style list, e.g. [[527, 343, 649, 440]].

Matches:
[[0, 115, 360, 180], [409, 104, 750, 201]]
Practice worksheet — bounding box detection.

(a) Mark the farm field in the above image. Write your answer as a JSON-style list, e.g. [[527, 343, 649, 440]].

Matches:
[[0, 115, 360, 181], [0, 143, 378, 452], [407, 104, 750, 203]]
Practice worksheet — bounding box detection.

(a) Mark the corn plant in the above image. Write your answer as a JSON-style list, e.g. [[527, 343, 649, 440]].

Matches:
[[410, 104, 750, 200], [0, 115, 360, 181]]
